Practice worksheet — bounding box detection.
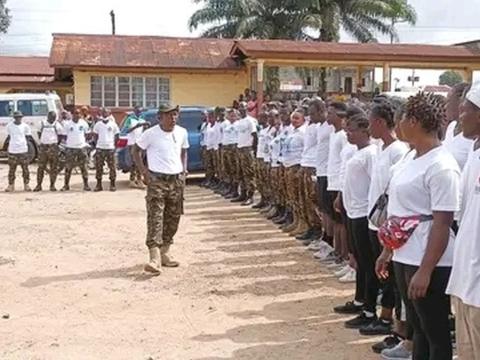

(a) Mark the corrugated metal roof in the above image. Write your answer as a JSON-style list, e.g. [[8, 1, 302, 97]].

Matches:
[[0, 56, 53, 76], [232, 39, 480, 63], [0, 75, 55, 83], [50, 34, 239, 70]]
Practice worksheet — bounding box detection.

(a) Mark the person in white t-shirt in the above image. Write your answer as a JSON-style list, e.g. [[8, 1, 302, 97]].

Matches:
[[264, 110, 283, 219], [281, 108, 307, 236], [378, 92, 460, 360], [443, 82, 473, 170], [134, 104, 189, 275], [4, 111, 33, 192], [127, 106, 149, 189], [204, 110, 219, 187], [446, 84, 480, 359], [231, 103, 258, 205], [92, 108, 120, 192], [33, 110, 63, 192], [61, 108, 92, 192], [199, 112, 209, 187], [212, 108, 226, 193], [222, 108, 240, 198], [296, 99, 327, 243]]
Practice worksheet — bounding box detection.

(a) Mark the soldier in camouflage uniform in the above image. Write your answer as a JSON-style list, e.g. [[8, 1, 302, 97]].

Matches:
[[92, 108, 120, 192], [4, 111, 33, 192], [34, 111, 63, 192], [134, 104, 189, 275]]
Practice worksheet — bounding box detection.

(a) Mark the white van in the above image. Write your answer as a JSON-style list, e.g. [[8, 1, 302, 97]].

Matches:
[[0, 92, 64, 160]]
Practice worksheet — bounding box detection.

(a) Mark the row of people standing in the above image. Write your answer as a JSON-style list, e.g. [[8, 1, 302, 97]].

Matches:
[[200, 84, 480, 360]]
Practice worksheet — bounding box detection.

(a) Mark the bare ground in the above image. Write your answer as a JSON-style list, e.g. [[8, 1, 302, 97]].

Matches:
[[0, 165, 380, 360]]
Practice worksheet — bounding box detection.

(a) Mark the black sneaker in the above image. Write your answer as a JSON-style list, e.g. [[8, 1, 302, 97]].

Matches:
[[359, 318, 392, 336], [344, 313, 376, 329], [333, 301, 363, 314], [371, 335, 401, 354]]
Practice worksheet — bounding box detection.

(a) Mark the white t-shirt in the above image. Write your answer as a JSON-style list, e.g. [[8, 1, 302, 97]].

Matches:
[[222, 120, 238, 145], [7, 122, 31, 154], [389, 146, 460, 267], [256, 126, 269, 159], [342, 144, 378, 219], [200, 122, 208, 147], [446, 147, 480, 307], [270, 131, 282, 168], [283, 124, 307, 168], [39, 120, 63, 145], [137, 125, 189, 174], [278, 124, 293, 164], [213, 121, 223, 147], [316, 121, 334, 177], [127, 117, 146, 146], [300, 123, 319, 168], [236, 116, 257, 148], [62, 119, 89, 149], [368, 140, 409, 230], [443, 121, 474, 170], [93, 120, 120, 150], [205, 123, 219, 150], [338, 143, 357, 190], [327, 130, 348, 191]]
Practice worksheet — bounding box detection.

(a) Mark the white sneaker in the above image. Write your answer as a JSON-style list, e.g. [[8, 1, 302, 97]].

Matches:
[[313, 248, 333, 260], [334, 265, 351, 278], [318, 251, 337, 263], [381, 341, 412, 359], [307, 240, 322, 251], [327, 260, 345, 270], [339, 268, 356, 283]]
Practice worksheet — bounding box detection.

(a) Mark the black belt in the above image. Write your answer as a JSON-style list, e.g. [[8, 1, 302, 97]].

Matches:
[[149, 171, 180, 180]]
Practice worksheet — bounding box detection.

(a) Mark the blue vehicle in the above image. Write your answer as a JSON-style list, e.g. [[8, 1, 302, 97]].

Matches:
[[116, 107, 206, 173]]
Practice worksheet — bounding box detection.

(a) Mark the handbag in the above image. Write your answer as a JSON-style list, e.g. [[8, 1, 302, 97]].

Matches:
[[369, 192, 389, 229], [378, 215, 433, 250]]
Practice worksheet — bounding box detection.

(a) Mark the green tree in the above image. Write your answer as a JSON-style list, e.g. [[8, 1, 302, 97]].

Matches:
[[439, 71, 463, 87], [0, 0, 11, 34]]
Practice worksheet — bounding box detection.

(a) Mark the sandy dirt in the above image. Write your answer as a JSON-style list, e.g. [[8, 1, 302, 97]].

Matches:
[[0, 165, 381, 360]]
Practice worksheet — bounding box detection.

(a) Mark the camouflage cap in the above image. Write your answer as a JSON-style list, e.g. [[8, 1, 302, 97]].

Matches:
[[13, 110, 23, 118], [158, 104, 180, 113]]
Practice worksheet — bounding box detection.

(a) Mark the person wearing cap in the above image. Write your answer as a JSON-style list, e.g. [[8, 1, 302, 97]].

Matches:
[[446, 84, 480, 359], [204, 109, 219, 188], [252, 111, 269, 209], [4, 111, 33, 192], [92, 108, 120, 192], [60, 108, 92, 192], [33, 110, 63, 192], [220, 108, 239, 197], [126, 106, 148, 189], [133, 104, 189, 275]]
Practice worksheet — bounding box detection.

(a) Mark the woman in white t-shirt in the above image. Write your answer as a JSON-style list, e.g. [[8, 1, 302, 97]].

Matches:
[[381, 93, 460, 360]]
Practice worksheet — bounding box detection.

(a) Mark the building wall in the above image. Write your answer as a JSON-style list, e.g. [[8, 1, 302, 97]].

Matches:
[[73, 69, 248, 108]]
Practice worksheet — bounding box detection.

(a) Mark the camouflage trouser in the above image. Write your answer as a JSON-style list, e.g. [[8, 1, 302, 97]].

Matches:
[[129, 146, 141, 182], [238, 147, 256, 197], [95, 149, 116, 181], [278, 166, 288, 207], [299, 167, 321, 228], [270, 167, 281, 204], [263, 162, 272, 201], [223, 145, 236, 184], [214, 149, 222, 179], [65, 148, 88, 180], [145, 173, 183, 249], [205, 149, 215, 181], [37, 144, 59, 186], [286, 165, 302, 215], [8, 153, 30, 185], [255, 158, 265, 197], [200, 146, 207, 171]]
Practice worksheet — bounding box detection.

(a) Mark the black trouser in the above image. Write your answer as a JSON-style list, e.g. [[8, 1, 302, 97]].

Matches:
[[345, 217, 364, 304], [394, 262, 452, 360], [369, 230, 395, 311]]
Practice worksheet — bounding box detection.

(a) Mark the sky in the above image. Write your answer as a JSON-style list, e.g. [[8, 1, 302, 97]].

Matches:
[[1, 0, 480, 87]]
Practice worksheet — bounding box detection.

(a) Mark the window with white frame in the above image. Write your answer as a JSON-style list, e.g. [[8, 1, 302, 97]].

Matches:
[[90, 75, 170, 108]]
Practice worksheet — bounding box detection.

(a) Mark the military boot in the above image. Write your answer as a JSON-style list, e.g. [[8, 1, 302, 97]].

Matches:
[[144, 247, 161, 274], [4, 184, 14, 193], [161, 244, 179, 267], [33, 185, 42, 192], [282, 213, 299, 233], [290, 219, 310, 237], [266, 205, 279, 219], [83, 178, 92, 192], [110, 180, 116, 192], [94, 181, 103, 192], [24, 183, 32, 192], [231, 191, 247, 203], [252, 198, 266, 209]]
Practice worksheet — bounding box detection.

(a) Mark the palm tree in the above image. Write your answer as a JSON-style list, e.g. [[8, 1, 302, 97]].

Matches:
[[0, 0, 11, 34]]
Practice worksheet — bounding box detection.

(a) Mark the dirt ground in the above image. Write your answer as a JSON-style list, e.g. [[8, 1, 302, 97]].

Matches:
[[0, 165, 381, 360]]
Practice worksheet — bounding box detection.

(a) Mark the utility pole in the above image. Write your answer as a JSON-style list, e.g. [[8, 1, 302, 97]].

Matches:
[[110, 10, 116, 35]]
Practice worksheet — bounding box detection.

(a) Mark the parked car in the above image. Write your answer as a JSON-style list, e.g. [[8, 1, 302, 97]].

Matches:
[[116, 106, 206, 173], [0, 92, 64, 161]]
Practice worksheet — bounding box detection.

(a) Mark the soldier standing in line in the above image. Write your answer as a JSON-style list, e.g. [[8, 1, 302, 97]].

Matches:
[[199, 111, 209, 187], [34, 110, 63, 192], [92, 108, 120, 192], [221, 108, 239, 197], [204, 109, 218, 187], [4, 111, 33, 192], [133, 104, 189, 275], [61, 108, 91, 192]]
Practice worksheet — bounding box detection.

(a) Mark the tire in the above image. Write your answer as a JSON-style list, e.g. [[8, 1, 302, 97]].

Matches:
[[27, 140, 38, 164]]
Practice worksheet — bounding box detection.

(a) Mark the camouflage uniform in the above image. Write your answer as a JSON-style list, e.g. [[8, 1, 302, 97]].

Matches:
[[8, 153, 30, 185], [286, 165, 302, 216], [37, 144, 59, 187], [95, 149, 116, 182], [255, 158, 265, 197], [233, 147, 243, 191], [299, 167, 321, 228], [238, 147, 256, 197], [65, 148, 89, 179], [145, 173, 183, 249], [205, 149, 215, 182], [129, 146, 142, 182], [222, 145, 236, 185]]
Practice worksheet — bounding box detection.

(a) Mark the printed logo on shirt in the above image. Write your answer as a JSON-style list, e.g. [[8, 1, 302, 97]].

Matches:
[[475, 175, 480, 194]]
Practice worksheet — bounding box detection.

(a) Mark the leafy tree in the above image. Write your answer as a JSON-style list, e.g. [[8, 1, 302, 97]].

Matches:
[[439, 70, 463, 87], [0, 0, 10, 34]]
